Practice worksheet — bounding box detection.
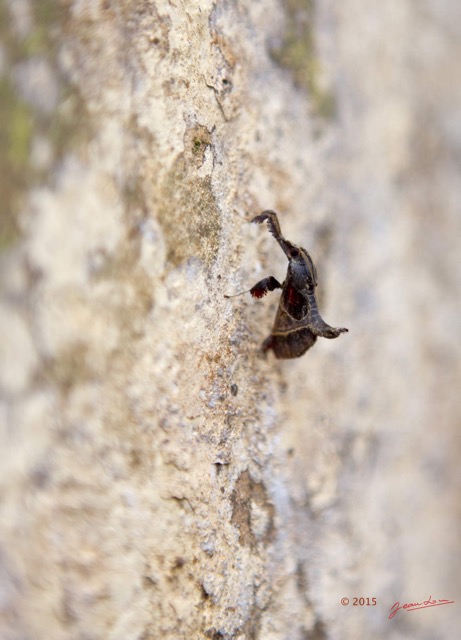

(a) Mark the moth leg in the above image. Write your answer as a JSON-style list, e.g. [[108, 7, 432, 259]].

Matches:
[[252, 210, 284, 239], [252, 210, 297, 260], [250, 276, 282, 299], [311, 320, 348, 339], [224, 276, 281, 299]]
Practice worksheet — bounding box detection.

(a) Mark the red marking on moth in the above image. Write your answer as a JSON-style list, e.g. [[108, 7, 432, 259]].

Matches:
[[250, 285, 267, 298], [287, 286, 301, 306]]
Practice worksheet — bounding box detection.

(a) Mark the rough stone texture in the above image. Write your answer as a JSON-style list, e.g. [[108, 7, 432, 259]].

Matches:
[[0, 1, 460, 639]]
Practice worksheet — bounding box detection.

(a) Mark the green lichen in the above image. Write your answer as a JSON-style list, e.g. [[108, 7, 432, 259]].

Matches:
[[0, 0, 91, 251], [184, 124, 212, 168], [29, 0, 69, 57], [47, 86, 92, 162], [0, 76, 34, 249], [158, 155, 220, 268], [0, 0, 68, 62], [269, 0, 336, 120], [26, 0, 92, 158], [193, 138, 203, 153]]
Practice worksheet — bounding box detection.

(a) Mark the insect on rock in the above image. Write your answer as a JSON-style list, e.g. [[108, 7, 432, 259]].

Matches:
[[226, 210, 348, 359]]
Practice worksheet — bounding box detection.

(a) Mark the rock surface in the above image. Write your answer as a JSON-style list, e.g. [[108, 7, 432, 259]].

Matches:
[[0, 1, 460, 638]]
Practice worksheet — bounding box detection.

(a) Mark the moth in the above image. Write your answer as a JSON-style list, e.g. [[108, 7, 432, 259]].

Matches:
[[227, 210, 348, 358]]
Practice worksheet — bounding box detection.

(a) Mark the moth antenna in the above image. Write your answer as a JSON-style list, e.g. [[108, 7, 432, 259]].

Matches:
[[224, 288, 252, 299], [233, 208, 251, 222]]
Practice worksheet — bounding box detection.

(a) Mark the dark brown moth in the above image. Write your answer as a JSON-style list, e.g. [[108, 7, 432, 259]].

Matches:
[[228, 210, 348, 359]]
